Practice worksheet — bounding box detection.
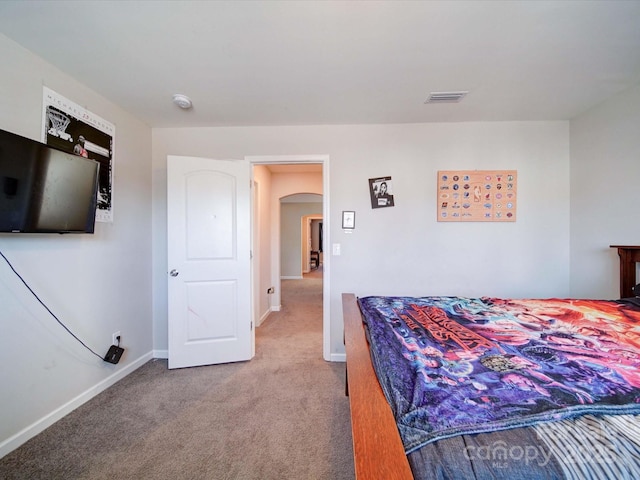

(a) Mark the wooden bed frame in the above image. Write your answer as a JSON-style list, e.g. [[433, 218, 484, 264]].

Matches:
[[342, 293, 413, 479]]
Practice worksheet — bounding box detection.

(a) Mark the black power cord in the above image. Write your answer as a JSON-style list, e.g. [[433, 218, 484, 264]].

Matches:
[[0, 249, 104, 360]]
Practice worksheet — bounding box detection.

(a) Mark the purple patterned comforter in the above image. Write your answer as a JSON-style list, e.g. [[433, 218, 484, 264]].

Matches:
[[358, 296, 640, 454]]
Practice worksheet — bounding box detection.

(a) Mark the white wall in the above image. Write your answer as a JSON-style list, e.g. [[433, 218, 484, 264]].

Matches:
[[281, 202, 323, 277], [0, 35, 153, 456], [252, 165, 273, 325], [152, 121, 570, 359], [570, 83, 640, 298]]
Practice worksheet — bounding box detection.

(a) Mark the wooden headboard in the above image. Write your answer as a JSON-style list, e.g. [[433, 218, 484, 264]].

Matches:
[[342, 293, 413, 479]]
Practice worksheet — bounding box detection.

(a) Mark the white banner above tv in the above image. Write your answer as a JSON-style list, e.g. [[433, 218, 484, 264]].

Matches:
[[42, 87, 115, 223]]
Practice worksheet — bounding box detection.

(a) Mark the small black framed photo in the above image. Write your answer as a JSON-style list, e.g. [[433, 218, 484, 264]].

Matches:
[[342, 211, 355, 229], [369, 176, 395, 209]]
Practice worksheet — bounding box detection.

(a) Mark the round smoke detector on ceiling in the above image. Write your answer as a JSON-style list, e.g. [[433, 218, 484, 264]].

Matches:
[[172, 94, 193, 109]]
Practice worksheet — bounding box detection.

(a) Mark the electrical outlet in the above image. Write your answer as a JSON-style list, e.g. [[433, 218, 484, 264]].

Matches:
[[267, 287, 274, 294], [112, 331, 121, 345]]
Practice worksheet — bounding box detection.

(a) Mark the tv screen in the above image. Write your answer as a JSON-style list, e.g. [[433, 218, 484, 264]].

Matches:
[[0, 129, 99, 233]]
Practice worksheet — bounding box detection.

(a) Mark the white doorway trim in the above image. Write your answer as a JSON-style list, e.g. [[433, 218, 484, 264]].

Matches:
[[246, 154, 331, 361], [302, 214, 323, 275]]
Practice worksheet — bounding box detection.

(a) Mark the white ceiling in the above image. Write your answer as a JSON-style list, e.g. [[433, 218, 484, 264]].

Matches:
[[1, 0, 640, 128]]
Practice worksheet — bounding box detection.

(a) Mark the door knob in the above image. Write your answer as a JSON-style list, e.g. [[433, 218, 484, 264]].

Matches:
[[169, 269, 179, 277]]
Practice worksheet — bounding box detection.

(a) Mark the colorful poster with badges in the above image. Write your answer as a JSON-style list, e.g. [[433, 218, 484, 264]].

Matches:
[[437, 170, 517, 222]]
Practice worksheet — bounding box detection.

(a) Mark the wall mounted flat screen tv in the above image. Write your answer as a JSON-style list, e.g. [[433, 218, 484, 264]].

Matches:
[[0, 128, 100, 233]]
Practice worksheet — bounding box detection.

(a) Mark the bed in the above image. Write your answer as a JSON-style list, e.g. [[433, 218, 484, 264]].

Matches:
[[342, 293, 640, 480]]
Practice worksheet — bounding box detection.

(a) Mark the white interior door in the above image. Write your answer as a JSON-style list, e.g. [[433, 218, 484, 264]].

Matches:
[[167, 155, 252, 369]]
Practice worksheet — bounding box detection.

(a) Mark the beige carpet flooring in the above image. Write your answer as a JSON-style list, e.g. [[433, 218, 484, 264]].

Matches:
[[0, 266, 355, 479]]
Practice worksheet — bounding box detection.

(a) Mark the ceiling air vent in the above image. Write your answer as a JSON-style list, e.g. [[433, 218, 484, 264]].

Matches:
[[425, 91, 469, 104]]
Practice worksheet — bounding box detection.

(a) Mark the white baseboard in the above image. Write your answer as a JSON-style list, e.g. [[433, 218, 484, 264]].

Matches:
[[0, 351, 153, 459], [256, 309, 270, 327], [153, 349, 168, 359], [330, 353, 346, 362], [280, 276, 303, 280], [256, 306, 281, 328]]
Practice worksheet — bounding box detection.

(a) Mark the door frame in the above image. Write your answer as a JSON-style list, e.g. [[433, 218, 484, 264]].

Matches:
[[302, 214, 323, 275], [246, 154, 331, 361]]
